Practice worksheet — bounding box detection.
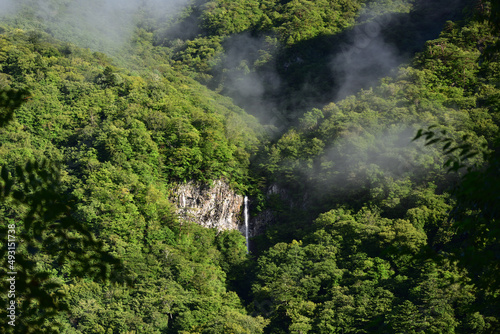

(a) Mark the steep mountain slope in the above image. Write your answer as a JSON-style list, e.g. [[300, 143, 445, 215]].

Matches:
[[248, 3, 500, 333], [0, 0, 499, 333], [0, 26, 267, 333]]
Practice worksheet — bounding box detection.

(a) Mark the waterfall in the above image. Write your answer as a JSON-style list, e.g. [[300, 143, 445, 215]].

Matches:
[[244, 196, 249, 253]]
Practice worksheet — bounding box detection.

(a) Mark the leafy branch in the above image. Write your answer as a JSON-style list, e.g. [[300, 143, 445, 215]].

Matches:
[[413, 125, 485, 172], [0, 90, 121, 333]]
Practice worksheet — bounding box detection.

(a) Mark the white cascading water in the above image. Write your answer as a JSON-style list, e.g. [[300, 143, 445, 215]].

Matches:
[[244, 196, 249, 253]]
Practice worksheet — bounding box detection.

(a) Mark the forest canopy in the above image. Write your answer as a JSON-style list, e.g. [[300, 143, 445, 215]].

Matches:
[[0, 0, 499, 333]]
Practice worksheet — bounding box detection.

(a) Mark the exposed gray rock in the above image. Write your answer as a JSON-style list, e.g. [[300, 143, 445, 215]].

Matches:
[[170, 180, 245, 234], [170, 181, 302, 240]]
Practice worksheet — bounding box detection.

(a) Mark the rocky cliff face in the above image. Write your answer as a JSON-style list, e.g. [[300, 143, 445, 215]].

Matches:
[[171, 180, 245, 234], [170, 181, 302, 240]]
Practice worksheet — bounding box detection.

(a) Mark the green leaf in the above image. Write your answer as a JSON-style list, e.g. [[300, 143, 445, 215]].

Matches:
[[1, 166, 8, 182], [461, 152, 478, 160], [425, 138, 440, 146], [413, 129, 423, 140]]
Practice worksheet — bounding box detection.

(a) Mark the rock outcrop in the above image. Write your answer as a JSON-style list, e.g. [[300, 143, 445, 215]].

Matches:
[[171, 180, 245, 234], [170, 181, 303, 240]]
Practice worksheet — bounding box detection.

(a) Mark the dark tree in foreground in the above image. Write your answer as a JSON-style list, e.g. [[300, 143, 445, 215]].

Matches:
[[0, 89, 120, 333]]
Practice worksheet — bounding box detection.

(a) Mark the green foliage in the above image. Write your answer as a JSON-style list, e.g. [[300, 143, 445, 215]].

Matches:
[[0, 159, 120, 332], [252, 208, 480, 333], [199, 0, 363, 44], [413, 125, 484, 172], [0, 88, 30, 127], [0, 27, 263, 188], [414, 125, 500, 327], [0, 27, 265, 332], [250, 4, 500, 332], [1, 1, 500, 333], [200, 0, 264, 36]]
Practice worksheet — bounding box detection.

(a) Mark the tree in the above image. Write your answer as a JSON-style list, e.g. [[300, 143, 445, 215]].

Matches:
[[0, 89, 120, 333], [414, 125, 500, 332]]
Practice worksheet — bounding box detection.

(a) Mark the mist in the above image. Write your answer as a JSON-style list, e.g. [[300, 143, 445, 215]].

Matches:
[[0, 0, 18, 16], [321, 126, 431, 179], [331, 24, 405, 101], [331, 0, 466, 101], [0, 0, 193, 55], [217, 33, 285, 132], [302, 124, 447, 212], [329, 7, 408, 102]]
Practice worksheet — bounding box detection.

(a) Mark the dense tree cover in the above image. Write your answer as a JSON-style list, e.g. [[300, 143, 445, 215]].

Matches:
[[199, 0, 364, 44], [252, 208, 482, 333], [248, 3, 500, 333], [0, 26, 267, 332], [156, 0, 369, 77], [155, 0, 473, 125], [0, 0, 421, 121], [0, 0, 499, 333], [0, 27, 262, 186], [170, 0, 373, 122], [0, 157, 122, 333], [257, 0, 498, 221]]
